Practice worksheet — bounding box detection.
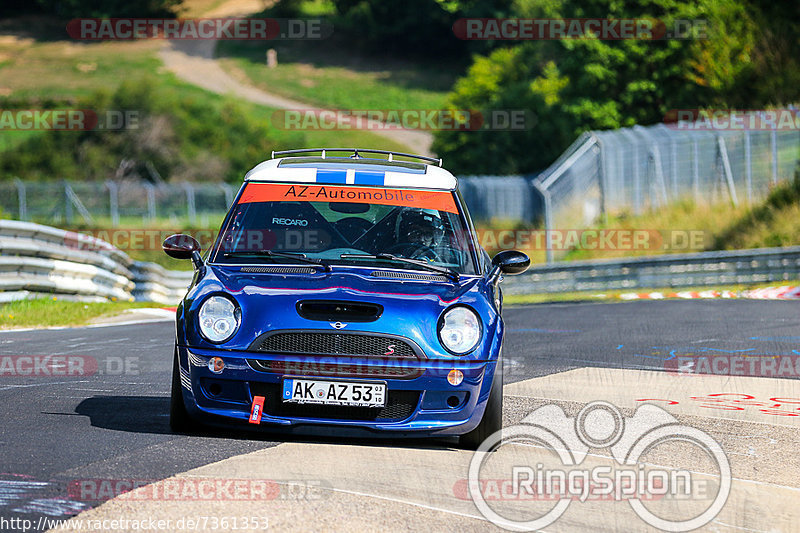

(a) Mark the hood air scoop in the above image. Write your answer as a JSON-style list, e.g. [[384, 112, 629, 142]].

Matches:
[[296, 300, 383, 322]]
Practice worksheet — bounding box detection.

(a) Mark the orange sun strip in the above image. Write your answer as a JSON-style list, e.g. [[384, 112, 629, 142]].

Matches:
[[238, 183, 459, 214]]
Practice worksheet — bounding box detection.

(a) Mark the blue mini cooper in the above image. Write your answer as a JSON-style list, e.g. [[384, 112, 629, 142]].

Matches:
[[163, 148, 529, 449]]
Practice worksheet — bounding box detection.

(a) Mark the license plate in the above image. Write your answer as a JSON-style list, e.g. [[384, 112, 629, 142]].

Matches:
[[282, 379, 386, 407]]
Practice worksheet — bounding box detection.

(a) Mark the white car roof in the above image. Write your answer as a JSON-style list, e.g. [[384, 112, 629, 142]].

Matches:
[[244, 156, 458, 191]]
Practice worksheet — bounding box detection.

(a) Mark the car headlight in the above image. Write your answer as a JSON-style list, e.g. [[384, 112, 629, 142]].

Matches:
[[198, 295, 240, 343], [438, 306, 481, 355]]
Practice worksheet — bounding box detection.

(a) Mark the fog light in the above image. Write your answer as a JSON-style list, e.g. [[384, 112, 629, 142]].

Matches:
[[447, 369, 464, 386], [208, 357, 225, 374]]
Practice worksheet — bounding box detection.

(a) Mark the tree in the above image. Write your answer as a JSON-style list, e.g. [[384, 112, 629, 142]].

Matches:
[[433, 0, 797, 174], [34, 0, 183, 18]]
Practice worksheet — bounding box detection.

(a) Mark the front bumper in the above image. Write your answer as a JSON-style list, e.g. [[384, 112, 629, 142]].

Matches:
[[176, 345, 498, 437]]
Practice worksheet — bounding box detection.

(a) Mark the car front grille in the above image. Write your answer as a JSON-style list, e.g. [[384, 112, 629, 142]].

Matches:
[[249, 383, 419, 422], [251, 331, 419, 358], [246, 359, 424, 380]]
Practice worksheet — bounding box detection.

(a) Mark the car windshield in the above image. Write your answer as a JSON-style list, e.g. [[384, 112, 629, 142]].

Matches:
[[212, 182, 478, 275]]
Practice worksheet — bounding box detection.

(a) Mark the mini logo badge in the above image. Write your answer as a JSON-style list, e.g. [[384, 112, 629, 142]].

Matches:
[[384, 345, 396, 356], [330, 322, 347, 330]]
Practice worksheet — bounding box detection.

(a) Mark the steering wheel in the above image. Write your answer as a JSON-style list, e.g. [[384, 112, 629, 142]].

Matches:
[[385, 242, 442, 262]]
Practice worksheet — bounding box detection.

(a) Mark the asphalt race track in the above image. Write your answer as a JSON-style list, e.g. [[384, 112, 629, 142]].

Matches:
[[1, 300, 798, 532]]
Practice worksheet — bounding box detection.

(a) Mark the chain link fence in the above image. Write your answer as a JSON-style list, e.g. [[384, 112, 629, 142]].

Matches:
[[7, 116, 796, 255], [0, 180, 239, 227], [0, 177, 539, 227], [534, 119, 800, 262]]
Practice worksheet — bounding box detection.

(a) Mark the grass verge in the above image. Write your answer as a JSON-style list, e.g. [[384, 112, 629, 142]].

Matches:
[[0, 298, 165, 329], [0, 16, 414, 178], [216, 39, 456, 112]]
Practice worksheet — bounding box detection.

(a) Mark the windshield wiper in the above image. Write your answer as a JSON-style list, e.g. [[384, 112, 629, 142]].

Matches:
[[340, 253, 459, 282], [223, 250, 330, 271]]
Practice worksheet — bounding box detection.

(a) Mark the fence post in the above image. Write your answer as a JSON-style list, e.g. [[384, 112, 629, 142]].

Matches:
[[597, 137, 607, 223], [64, 183, 94, 224], [183, 183, 196, 224], [145, 183, 156, 220], [633, 144, 642, 214], [63, 181, 72, 225], [670, 140, 678, 199], [717, 136, 739, 206], [106, 180, 119, 227], [221, 183, 235, 209], [532, 180, 553, 264], [692, 139, 700, 203], [13, 178, 27, 221], [771, 130, 778, 184], [649, 144, 668, 206], [744, 131, 752, 204]]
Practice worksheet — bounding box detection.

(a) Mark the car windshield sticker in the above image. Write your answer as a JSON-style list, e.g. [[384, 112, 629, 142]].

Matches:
[[238, 183, 458, 213]]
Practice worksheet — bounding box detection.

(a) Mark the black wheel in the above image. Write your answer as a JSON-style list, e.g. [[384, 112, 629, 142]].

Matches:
[[459, 363, 503, 450], [170, 346, 194, 433]]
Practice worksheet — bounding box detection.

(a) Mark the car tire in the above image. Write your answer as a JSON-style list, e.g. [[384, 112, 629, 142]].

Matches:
[[458, 363, 503, 451], [170, 346, 194, 433]]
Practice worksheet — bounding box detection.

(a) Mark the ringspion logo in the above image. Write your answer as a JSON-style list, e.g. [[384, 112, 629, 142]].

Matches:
[[468, 401, 730, 530]]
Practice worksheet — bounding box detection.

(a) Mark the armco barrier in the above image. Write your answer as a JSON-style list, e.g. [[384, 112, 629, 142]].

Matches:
[[502, 246, 800, 295], [130, 261, 194, 303], [3, 221, 800, 302], [0, 220, 192, 305]]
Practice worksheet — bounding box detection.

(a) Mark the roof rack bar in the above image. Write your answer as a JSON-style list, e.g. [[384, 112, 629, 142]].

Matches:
[[271, 148, 442, 167]]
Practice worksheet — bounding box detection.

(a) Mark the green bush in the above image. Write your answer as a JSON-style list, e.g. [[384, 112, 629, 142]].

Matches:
[[326, 0, 514, 58], [35, 0, 182, 18], [433, 0, 799, 174], [0, 78, 301, 183]]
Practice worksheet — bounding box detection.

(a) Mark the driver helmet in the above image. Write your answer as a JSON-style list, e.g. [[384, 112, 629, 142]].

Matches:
[[397, 209, 444, 248]]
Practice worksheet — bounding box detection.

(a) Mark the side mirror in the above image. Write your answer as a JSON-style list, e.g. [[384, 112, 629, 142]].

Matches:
[[163, 234, 203, 270], [488, 250, 530, 284]]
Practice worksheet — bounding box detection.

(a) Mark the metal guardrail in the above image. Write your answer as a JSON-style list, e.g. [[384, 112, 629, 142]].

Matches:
[[131, 261, 195, 303], [4, 221, 800, 302], [0, 220, 193, 305], [502, 246, 800, 295]]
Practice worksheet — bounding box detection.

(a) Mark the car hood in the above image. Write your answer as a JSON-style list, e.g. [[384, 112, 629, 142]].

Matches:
[[181, 265, 499, 359]]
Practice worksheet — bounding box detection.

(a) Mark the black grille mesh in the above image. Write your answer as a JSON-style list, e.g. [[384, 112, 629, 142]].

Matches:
[[240, 266, 316, 274], [370, 270, 447, 281], [250, 383, 419, 421], [256, 332, 417, 358]]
